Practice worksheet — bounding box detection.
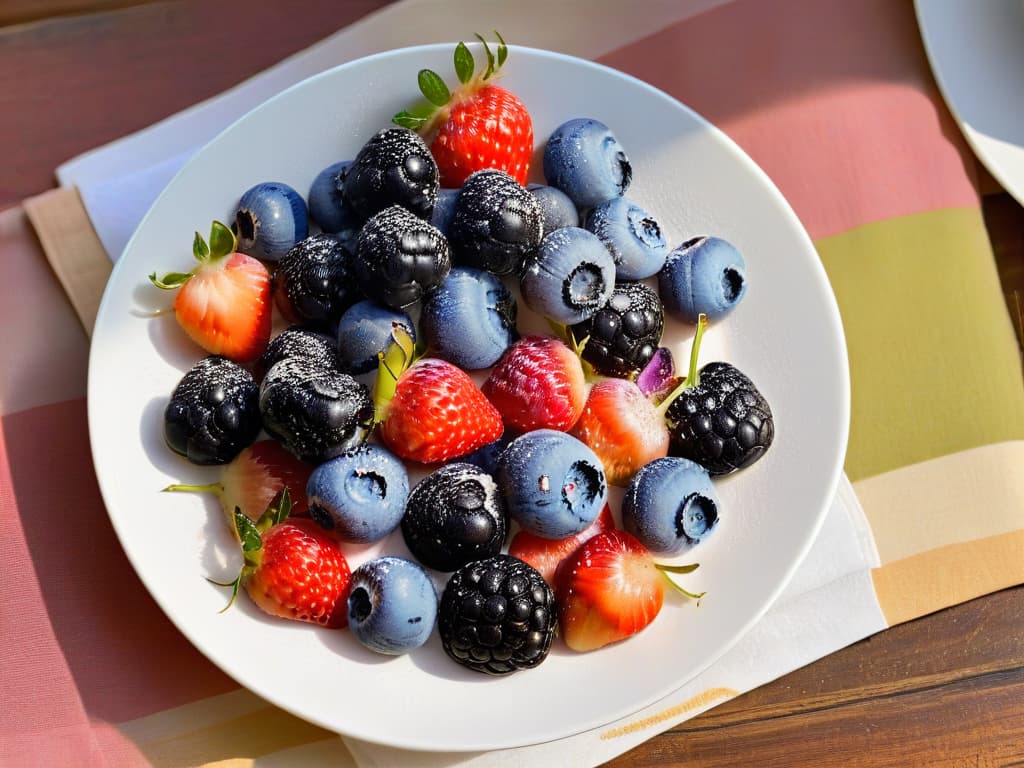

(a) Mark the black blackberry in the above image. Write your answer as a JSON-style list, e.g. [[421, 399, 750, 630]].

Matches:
[[355, 205, 451, 309], [253, 326, 339, 383], [438, 555, 556, 675], [259, 356, 374, 463], [342, 126, 439, 220], [164, 356, 261, 465], [273, 233, 362, 331], [401, 463, 507, 572], [447, 169, 543, 275], [571, 280, 664, 377]]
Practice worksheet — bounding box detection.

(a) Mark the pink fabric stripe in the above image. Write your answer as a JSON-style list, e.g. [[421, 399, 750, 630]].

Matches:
[[597, 0, 981, 240]]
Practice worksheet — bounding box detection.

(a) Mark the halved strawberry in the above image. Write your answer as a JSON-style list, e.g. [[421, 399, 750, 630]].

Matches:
[[508, 503, 614, 585], [150, 221, 272, 363], [393, 33, 533, 187]]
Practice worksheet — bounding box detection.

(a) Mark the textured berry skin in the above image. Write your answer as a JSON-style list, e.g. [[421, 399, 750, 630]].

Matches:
[[481, 335, 587, 433], [666, 361, 774, 475], [307, 444, 409, 543], [254, 326, 339, 383], [421, 267, 517, 370], [438, 555, 556, 675], [335, 300, 416, 375], [273, 234, 362, 332], [259, 357, 374, 464], [622, 457, 720, 554], [520, 227, 616, 325], [164, 356, 261, 465], [527, 183, 579, 233], [307, 161, 360, 247], [497, 429, 608, 539], [233, 182, 309, 262], [355, 205, 451, 309], [379, 358, 504, 464], [431, 84, 533, 188], [203, 439, 314, 524], [244, 517, 350, 628], [343, 127, 439, 220], [347, 557, 437, 655], [508, 503, 614, 585], [446, 169, 543, 276], [584, 197, 668, 280], [571, 281, 664, 378], [659, 236, 747, 323], [543, 118, 632, 209], [401, 463, 507, 572]]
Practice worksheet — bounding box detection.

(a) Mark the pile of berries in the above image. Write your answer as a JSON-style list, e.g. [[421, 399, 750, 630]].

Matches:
[[151, 35, 774, 675]]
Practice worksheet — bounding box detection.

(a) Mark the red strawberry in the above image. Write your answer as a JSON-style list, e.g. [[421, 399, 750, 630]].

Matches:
[[214, 489, 350, 628], [163, 439, 313, 537], [482, 335, 587, 433], [393, 34, 532, 187], [508, 504, 614, 585], [556, 529, 664, 652], [150, 221, 272, 363], [374, 328, 503, 464]]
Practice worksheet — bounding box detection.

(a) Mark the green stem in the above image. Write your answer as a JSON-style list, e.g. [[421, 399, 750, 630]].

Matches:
[[162, 482, 223, 495], [655, 562, 706, 601], [655, 313, 708, 416]]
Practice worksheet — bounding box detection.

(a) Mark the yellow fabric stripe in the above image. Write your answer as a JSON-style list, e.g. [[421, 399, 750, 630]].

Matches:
[[814, 206, 1024, 482], [599, 687, 739, 739]]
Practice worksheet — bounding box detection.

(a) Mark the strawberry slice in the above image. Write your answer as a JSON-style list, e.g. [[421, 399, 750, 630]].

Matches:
[[508, 503, 614, 585], [393, 33, 533, 187], [556, 529, 664, 652], [150, 221, 272, 363]]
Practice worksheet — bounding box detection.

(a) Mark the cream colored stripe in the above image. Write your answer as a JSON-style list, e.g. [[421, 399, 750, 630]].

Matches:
[[117, 689, 269, 745], [853, 440, 1024, 565], [872, 528, 1024, 626], [599, 687, 738, 739]]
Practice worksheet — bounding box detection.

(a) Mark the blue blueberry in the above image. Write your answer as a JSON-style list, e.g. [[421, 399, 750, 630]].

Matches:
[[520, 227, 616, 325], [542, 118, 632, 209], [307, 161, 361, 248], [233, 181, 309, 262], [336, 299, 416, 375], [347, 556, 437, 655], [307, 444, 409, 543], [496, 429, 607, 539], [585, 197, 668, 280], [458, 431, 512, 476], [527, 183, 579, 232], [421, 267, 517, 370], [622, 457, 720, 554], [658, 236, 747, 323], [430, 188, 460, 234]]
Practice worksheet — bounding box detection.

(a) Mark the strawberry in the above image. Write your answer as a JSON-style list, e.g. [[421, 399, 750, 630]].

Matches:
[[393, 33, 533, 187], [508, 503, 614, 585], [162, 439, 313, 537], [556, 529, 664, 652], [213, 489, 350, 628], [150, 220, 272, 363], [481, 335, 587, 433], [374, 327, 503, 464]]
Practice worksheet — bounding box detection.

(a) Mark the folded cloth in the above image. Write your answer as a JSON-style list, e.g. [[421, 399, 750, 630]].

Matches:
[[5, 0, 1024, 766]]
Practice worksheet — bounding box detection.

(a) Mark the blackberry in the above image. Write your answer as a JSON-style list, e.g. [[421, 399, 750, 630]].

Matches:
[[438, 555, 556, 675], [355, 205, 451, 309], [164, 356, 261, 465], [273, 233, 362, 331], [254, 326, 339, 383], [342, 126, 439, 220], [571, 280, 664, 377], [401, 463, 507, 572], [447, 169, 543, 276]]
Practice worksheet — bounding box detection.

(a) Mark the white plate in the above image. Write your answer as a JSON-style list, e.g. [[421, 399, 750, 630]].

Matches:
[[88, 44, 849, 751], [916, 0, 1024, 205]]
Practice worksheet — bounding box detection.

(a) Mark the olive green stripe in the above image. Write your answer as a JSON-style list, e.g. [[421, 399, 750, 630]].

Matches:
[[814, 206, 1024, 482]]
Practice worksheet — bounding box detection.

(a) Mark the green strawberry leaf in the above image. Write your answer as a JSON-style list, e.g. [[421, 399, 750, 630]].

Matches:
[[271, 487, 292, 526], [418, 69, 451, 107], [495, 30, 508, 68], [372, 324, 417, 423], [656, 562, 700, 575], [193, 231, 210, 261], [235, 510, 262, 553], [393, 111, 429, 130], [454, 41, 474, 84], [148, 271, 192, 290], [208, 220, 237, 260], [475, 33, 496, 79]]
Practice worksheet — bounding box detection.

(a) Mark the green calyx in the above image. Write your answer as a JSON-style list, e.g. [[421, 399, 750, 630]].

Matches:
[[655, 561, 705, 601], [548, 320, 600, 381], [655, 313, 708, 416], [371, 324, 420, 424], [149, 220, 236, 289]]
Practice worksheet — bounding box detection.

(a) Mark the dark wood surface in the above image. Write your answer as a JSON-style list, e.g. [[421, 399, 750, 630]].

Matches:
[[4, 2, 1023, 765]]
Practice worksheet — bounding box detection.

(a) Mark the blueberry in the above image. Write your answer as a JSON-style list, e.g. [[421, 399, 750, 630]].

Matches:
[[307, 161, 361, 248], [496, 429, 607, 539], [421, 267, 517, 370], [622, 457, 720, 554], [527, 183, 579, 233], [458, 432, 512, 476], [430, 188, 460, 235], [343, 126, 439, 220], [273, 233, 362, 331], [233, 181, 309, 262], [519, 227, 616, 325], [584, 197, 668, 280], [335, 299, 416, 375], [307, 445, 409, 543], [658, 236, 747, 323], [543, 118, 632, 209], [348, 556, 437, 655]]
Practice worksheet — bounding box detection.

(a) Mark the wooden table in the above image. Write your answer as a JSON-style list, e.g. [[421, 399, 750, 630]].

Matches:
[[3, 2, 1022, 765]]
